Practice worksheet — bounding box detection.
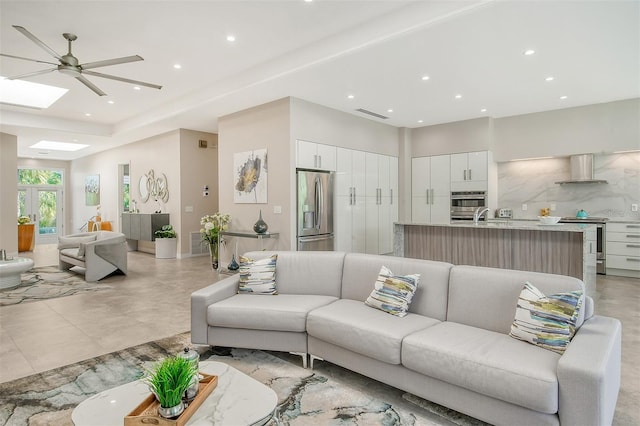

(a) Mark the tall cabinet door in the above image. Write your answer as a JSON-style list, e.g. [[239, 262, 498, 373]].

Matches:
[[365, 153, 380, 254], [430, 155, 451, 224], [351, 150, 367, 253], [335, 148, 353, 252], [411, 157, 431, 223]]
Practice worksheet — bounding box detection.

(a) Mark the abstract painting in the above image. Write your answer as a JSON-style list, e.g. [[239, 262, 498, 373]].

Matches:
[[85, 175, 100, 206], [234, 149, 267, 203]]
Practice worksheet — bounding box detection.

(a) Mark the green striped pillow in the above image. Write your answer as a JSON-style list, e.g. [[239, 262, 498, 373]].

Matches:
[[237, 254, 278, 295], [509, 281, 583, 354], [364, 266, 420, 317]]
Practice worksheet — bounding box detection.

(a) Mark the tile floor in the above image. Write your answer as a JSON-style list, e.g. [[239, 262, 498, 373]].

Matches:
[[0, 245, 638, 424]]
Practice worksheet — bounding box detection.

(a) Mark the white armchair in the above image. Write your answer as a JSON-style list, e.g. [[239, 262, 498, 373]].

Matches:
[[58, 231, 128, 282]]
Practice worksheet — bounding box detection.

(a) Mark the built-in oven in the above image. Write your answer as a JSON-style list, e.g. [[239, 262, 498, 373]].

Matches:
[[559, 217, 607, 274], [451, 191, 487, 222]]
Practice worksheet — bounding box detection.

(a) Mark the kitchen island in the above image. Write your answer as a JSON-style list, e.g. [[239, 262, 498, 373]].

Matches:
[[394, 220, 597, 295]]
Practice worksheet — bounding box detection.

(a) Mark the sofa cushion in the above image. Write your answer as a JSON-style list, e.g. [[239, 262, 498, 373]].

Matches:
[[58, 234, 96, 250], [509, 281, 583, 354], [60, 247, 84, 260], [402, 321, 560, 414], [307, 299, 439, 364], [208, 294, 337, 332], [238, 254, 277, 294], [364, 266, 419, 317]]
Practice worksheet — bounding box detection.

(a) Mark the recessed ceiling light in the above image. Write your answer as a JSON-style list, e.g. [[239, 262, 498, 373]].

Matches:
[[304, 0, 313, 2], [0, 76, 68, 109], [85, 113, 92, 117], [387, 109, 393, 113], [421, 75, 430, 81], [107, 100, 115, 104], [347, 94, 354, 100], [226, 35, 236, 42], [30, 141, 89, 152], [480, 108, 487, 112], [417, 120, 423, 123], [455, 94, 462, 99], [173, 64, 182, 69], [523, 49, 536, 56], [133, 86, 141, 91], [545, 76, 554, 81], [560, 95, 568, 100]]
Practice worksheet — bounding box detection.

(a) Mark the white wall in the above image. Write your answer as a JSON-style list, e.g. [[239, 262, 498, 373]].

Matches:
[[411, 117, 493, 157], [218, 98, 291, 264], [493, 98, 640, 161], [0, 133, 18, 255]]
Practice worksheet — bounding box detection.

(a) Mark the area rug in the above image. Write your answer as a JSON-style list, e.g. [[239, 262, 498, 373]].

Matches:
[[0, 332, 487, 426], [0, 266, 112, 306]]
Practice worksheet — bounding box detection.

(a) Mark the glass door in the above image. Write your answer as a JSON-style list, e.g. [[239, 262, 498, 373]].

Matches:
[[17, 187, 63, 244]]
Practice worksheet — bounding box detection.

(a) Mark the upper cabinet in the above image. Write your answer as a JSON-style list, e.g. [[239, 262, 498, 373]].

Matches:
[[297, 140, 336, 171], [450, 151, 488, 191]]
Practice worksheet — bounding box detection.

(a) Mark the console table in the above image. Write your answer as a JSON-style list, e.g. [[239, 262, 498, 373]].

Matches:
[[220, 230, 279, 250]]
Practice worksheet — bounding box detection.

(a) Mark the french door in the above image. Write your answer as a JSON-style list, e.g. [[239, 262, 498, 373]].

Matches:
[[17, 186, 63, 244]]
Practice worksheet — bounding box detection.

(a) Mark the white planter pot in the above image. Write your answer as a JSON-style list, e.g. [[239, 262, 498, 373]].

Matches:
[[155, 238, 177, 259]]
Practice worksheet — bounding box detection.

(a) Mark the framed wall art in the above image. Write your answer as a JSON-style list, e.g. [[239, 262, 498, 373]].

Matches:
[[234, 149, 267, 203], [85, 174, 100, 206]]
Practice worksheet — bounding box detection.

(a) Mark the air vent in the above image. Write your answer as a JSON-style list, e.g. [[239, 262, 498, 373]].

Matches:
[[190, 232, 207, 256], [355, 108, 389, 120]]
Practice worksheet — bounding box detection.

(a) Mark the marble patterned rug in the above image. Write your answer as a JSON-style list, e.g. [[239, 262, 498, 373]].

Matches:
[[0, 266, 112, 306], [0, 333, 487, 426]]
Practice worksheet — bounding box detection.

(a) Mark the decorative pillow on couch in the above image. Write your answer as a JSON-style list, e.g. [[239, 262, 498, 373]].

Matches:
[[364, 266, 420, 317], [238, 254, 278, 295], [509, 281, 583, 354]]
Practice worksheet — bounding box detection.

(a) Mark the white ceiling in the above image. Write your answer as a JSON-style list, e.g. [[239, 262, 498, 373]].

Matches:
[[1, 0, 638, 160]]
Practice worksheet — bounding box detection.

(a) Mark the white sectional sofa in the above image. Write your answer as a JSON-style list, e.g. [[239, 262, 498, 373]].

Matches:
[[191, 251, 621, 426], [58, 231, 128, 282]]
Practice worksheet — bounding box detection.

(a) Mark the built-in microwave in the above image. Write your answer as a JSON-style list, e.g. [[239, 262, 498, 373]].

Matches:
[[451, 191, 487, 221]]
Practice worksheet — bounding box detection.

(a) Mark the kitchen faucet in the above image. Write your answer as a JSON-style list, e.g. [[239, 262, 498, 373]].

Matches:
[[473, 207, 490, 223]]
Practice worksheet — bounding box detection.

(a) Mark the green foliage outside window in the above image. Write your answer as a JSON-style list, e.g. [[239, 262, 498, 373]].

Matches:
[[18, 169, 63, 185], [17, 169, 63, 234]]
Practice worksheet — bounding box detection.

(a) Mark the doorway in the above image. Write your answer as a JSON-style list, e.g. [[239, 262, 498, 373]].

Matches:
[[17, 186, 63, 244]]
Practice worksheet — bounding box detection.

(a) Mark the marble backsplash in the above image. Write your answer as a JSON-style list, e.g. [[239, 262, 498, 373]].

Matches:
[[497, 152, 640, 221]]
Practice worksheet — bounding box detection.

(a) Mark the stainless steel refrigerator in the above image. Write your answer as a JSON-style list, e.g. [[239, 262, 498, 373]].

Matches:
[[297, 169, 334, 251]]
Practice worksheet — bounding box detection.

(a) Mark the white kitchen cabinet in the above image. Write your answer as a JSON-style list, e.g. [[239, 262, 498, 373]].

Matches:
[[606, 222, 640, 278], [450, 151, 488, 191], [296, 140, 336, 171], [411, 155, 450, 224], [365, 152, 398, 255], [335, 148, 366, 253]]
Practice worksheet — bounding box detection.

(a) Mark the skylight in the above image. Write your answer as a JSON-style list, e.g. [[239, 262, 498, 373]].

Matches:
[[30, 141, 89, 152], [0, 77, 68, 109]]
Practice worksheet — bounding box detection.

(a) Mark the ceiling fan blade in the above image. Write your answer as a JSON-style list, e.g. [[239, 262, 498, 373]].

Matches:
[[6, 68, 56, 80], [75, 75, 107, 96], [0, 53, 58, 66], [81, 55, 143, 70], [82, 70, 162, 90], [13, 25, 63, 61]]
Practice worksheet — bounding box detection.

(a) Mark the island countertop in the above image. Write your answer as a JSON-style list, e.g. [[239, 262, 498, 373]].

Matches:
[[394, 221, 596, 295], [395, 220, 596, 233]]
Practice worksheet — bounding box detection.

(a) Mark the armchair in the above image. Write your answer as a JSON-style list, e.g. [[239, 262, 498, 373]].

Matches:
[[58, 231, 128, 282]]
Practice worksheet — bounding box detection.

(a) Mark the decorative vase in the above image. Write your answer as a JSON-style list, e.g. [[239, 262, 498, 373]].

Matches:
[[253, 210, 269, 234], [227, 254, 239, 271], [158, 401, 184, 419], [208, 243, 219, 270]]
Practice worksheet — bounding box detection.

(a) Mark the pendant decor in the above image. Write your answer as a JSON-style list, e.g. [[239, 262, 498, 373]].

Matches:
[[253, 210, 269, 234], [228, 254, 240, 271]]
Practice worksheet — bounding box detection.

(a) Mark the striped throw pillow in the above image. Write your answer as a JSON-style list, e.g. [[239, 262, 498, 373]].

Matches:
[[237, 254, 278, 295], [509, 281, 583, 354], [364, 266, 420, 317]]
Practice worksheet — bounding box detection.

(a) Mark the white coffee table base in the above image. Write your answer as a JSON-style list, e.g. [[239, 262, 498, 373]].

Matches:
[[0, 257, 34, 290], [72, 361, 278, 426]]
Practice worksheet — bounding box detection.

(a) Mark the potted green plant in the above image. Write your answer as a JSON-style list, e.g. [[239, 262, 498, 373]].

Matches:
[[154, 224, 177, 259], [145, 356, 198, 419]]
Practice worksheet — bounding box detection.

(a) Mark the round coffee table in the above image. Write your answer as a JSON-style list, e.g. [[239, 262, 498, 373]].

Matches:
[[72, 361, 277, 425], [0, 257, 34, 290]]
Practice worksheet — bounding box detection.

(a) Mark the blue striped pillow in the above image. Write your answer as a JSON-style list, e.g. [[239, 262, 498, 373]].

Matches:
[[509, 281, 583, 354], [237, 254, 278, 295], [364, 266, 420, 317]]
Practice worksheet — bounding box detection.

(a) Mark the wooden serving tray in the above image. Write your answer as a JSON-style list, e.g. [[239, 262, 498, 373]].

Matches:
[[124, 373, 218, 426]]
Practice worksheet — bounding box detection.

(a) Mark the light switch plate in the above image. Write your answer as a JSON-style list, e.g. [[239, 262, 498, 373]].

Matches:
[[185, 206, 193, 212], [521, 204, 528, 211], [274, 205, 282, 214], [632, 204, 638, 212]]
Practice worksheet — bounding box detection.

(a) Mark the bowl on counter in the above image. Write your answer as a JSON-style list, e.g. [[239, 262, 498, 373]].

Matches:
[[538, 216, 562, 225]]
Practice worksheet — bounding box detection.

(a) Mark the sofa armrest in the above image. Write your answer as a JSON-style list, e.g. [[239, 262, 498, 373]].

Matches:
[[557, 315, 621, 426], [190, 275, 240, 345]]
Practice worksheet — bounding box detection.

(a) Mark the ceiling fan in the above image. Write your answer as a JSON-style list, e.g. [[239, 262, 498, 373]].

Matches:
[[1, 25, 162, 96]]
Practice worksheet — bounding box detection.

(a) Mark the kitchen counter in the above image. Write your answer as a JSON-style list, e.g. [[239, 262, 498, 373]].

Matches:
[[394, 221, 596, 295]]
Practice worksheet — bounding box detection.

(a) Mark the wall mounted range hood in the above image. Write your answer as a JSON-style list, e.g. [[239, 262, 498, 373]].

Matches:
[[555, 154, 608, 184]]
